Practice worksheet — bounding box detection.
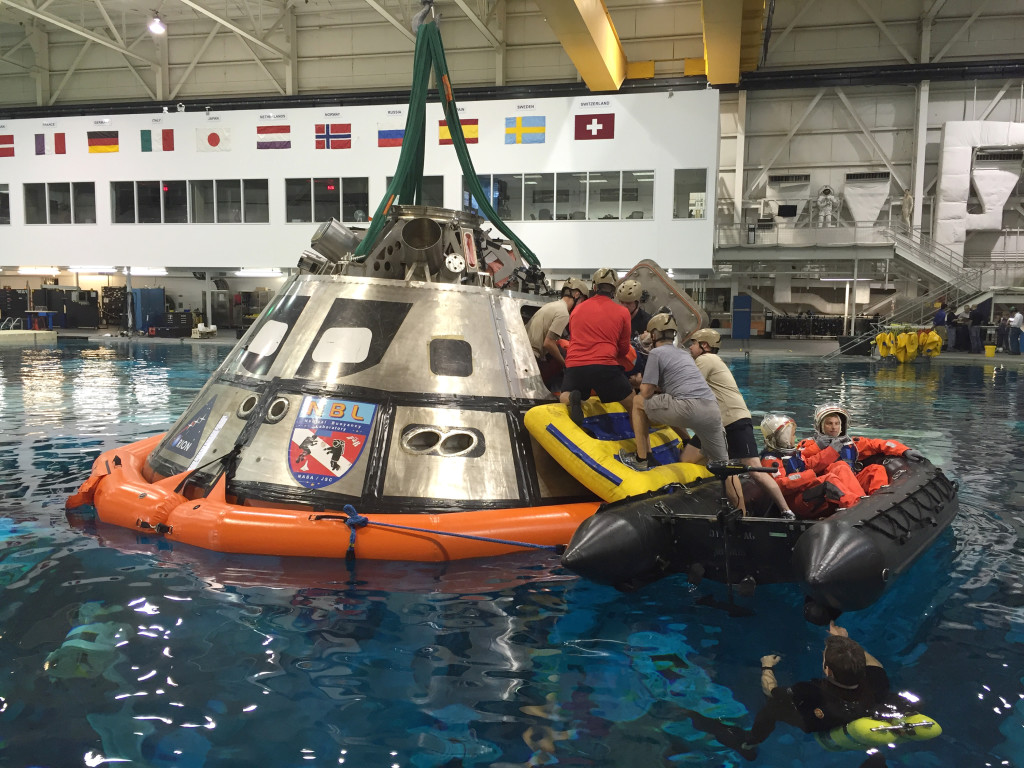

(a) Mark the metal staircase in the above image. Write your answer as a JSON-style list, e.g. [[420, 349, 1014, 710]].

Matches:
[[823, 265, 993, 360], [882, 221, 981, 286]]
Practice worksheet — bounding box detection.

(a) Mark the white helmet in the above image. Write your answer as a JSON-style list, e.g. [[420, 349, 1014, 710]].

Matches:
[[761, 413, 797, 451], [813, 403, 850, 436]]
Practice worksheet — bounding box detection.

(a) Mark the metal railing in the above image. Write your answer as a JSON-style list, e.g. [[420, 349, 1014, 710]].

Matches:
[[822, 266, 996, 360], [716, 221, 894, 248]]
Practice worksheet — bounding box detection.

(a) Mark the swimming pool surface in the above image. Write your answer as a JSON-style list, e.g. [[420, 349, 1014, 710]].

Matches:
[[1, 339, 1021, 767]]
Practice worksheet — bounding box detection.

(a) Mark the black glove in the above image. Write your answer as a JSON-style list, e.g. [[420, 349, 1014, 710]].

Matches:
[[903, 449, 925, 462]]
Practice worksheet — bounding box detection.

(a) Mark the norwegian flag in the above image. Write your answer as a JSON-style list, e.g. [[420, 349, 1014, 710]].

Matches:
[[315, 123, 351, 150]]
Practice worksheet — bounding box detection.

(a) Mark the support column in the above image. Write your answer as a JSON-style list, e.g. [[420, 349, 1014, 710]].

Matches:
[[911, 2, 934, 230], [28, 26, 50, 107], [733, 90, 747, 225]]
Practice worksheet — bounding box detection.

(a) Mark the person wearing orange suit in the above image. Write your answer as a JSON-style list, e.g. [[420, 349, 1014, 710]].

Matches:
[[759, 414, 861, 519], [800, 404, 924, 498]]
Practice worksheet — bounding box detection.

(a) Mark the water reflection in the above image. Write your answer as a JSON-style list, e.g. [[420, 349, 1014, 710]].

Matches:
[[0, 343, 1022, 766]]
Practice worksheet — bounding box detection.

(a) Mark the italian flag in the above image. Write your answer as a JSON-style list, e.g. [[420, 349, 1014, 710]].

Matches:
[[141, 128, 174, 152]]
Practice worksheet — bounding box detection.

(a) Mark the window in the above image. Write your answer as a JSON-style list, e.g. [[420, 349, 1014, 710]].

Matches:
[[243, 179, 269, 223], [190, 180, 214, 223], [587, 171, 621, 220], [462, 174, 524, 220], [25, 181, 96, 224], [0, 183, 9, 224], [73, 182, 96, 223], [313, 177, 339, 222], [674, 168, 707, 219], [429, 338, 472, 377], [163, 181, 188, 223], [623, 171, 654, 220], [386, 175, 444, 207], [112, 179, 267, 223], [555, 173, 587, 220], [287, 177, 370, 223], [524, 173, 555, 220], [217, 180, 241, 223]]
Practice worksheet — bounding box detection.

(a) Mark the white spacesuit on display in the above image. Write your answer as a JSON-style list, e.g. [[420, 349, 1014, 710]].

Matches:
[[816, 186, 838, 227]]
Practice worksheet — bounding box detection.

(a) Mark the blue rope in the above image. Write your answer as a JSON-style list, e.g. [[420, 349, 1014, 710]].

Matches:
[[337, 504, 563, 555]]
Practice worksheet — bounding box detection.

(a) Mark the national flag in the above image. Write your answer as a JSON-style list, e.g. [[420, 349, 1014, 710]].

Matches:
[[257, 124, 291, 150], [574, 113, 615, 140], [439, 118, 478, 145], [87, 131, 119, 153], [377, 123, 404, 148], [315, 123, 351, 150], [35, 132, 66, 155], [197, 128, 230, 151], [505, 116, 545, 144], [0, 134, 15, 158], [141, 128, 174, 152]]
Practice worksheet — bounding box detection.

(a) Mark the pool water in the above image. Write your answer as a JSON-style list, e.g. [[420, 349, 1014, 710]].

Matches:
[[1, 339, 1022, 768]]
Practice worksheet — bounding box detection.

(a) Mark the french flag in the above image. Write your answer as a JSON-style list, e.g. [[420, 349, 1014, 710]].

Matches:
[[35, 132, 67, 155]]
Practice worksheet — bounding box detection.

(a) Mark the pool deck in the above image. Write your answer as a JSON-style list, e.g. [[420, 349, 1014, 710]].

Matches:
[[3, 328, 1020, 368]]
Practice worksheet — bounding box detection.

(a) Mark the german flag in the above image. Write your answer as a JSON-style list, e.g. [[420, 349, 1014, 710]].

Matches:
[[87, 131, 119, 153], [439, 118, 478, 145]]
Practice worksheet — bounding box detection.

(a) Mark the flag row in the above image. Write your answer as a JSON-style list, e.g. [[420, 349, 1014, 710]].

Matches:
[[0, 114, 616, 157]]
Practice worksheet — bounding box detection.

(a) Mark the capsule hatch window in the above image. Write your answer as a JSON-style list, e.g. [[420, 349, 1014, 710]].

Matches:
[[311, 327, 373, 364]]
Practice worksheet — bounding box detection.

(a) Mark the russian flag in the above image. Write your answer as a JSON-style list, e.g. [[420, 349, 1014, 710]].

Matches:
[[377, 123, 404, 148], [35, 132, 67, 155]]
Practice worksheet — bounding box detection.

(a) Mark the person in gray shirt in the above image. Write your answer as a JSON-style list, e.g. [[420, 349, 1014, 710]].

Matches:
[[619, 314, 728, 471]]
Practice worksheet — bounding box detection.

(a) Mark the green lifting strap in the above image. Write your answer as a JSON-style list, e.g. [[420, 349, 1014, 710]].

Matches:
[[353, 21, 540, 268]]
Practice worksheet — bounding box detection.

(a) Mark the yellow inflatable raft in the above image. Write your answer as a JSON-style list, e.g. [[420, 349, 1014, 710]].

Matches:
[[919, 328, 942, 356], [875, 331, 896, 357], [894, 331, 919, 363], [816, 712, 941, 751], [524, 399, 710, 503]]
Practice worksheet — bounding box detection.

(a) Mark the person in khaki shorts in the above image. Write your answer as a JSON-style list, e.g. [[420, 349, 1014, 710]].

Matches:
[[619, 314, 727, 472], [525, 277, 589, 390], [682, 327, 794, 518]]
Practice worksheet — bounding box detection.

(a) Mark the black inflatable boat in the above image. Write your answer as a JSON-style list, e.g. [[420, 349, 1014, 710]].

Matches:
[[560, 456, 958, 620]]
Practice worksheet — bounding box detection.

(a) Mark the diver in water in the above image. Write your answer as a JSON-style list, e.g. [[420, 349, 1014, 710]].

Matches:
[[737, 622, 912, 767], [295, 434, 320, 464]]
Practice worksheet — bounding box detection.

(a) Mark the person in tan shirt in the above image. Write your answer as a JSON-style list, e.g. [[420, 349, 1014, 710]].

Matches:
[[681, 328, 793, 518], [525, 277, 589, 390]]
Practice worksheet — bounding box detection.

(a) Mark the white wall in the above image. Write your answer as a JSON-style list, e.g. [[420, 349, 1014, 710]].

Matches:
[[0, 88, 719, 273]]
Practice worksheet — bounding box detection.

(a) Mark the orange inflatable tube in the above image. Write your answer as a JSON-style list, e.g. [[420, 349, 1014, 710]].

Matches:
[[68, 435, 599, 562]]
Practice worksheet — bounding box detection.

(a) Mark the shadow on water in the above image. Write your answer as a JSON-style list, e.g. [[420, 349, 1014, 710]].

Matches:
[[0, 342, 1021, 766]]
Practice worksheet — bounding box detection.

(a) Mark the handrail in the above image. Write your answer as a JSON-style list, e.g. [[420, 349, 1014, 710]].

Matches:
[[822, 266, 997, 360]]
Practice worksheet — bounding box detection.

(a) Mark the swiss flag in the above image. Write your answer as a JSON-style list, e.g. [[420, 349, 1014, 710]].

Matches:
[[574, 113, 615, 140]]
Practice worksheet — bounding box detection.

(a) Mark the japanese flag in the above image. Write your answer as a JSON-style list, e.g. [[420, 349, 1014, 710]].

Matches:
[[197, 128, 230, 152]]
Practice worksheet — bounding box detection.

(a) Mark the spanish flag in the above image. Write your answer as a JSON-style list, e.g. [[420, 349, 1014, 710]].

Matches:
[[439, 118, 478, 145], [87, 131, 119, 153]]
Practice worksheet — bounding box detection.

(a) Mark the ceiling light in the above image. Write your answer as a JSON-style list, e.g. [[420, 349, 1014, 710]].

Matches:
[[234, 268, 283, 278], [126, 267, 167, 276], [68, 266, 116, 274], [149, 14, 166, 34], [18, 266, 60, 276]]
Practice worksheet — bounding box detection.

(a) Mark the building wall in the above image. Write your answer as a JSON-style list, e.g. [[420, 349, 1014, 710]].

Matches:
[[0, 89, 719, 272]]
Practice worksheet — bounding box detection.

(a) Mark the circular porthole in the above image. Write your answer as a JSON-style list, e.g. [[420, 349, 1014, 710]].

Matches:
[[265, 396, 290, 424], [236, 394, 259, 419], [439, 431, 476, 456]]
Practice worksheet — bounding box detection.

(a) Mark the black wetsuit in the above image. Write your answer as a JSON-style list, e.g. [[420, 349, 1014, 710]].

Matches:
[[748, 665, 891, 743]]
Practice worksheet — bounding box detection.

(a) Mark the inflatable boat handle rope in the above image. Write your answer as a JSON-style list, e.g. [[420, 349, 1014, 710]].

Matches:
[[314, 505, 567, 560]]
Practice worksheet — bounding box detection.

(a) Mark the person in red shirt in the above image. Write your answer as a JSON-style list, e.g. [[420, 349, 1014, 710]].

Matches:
[[558, 267, 634, 426]]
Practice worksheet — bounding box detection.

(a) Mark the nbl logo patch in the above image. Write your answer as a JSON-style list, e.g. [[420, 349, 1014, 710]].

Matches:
[[288, 396, 377, 489]]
